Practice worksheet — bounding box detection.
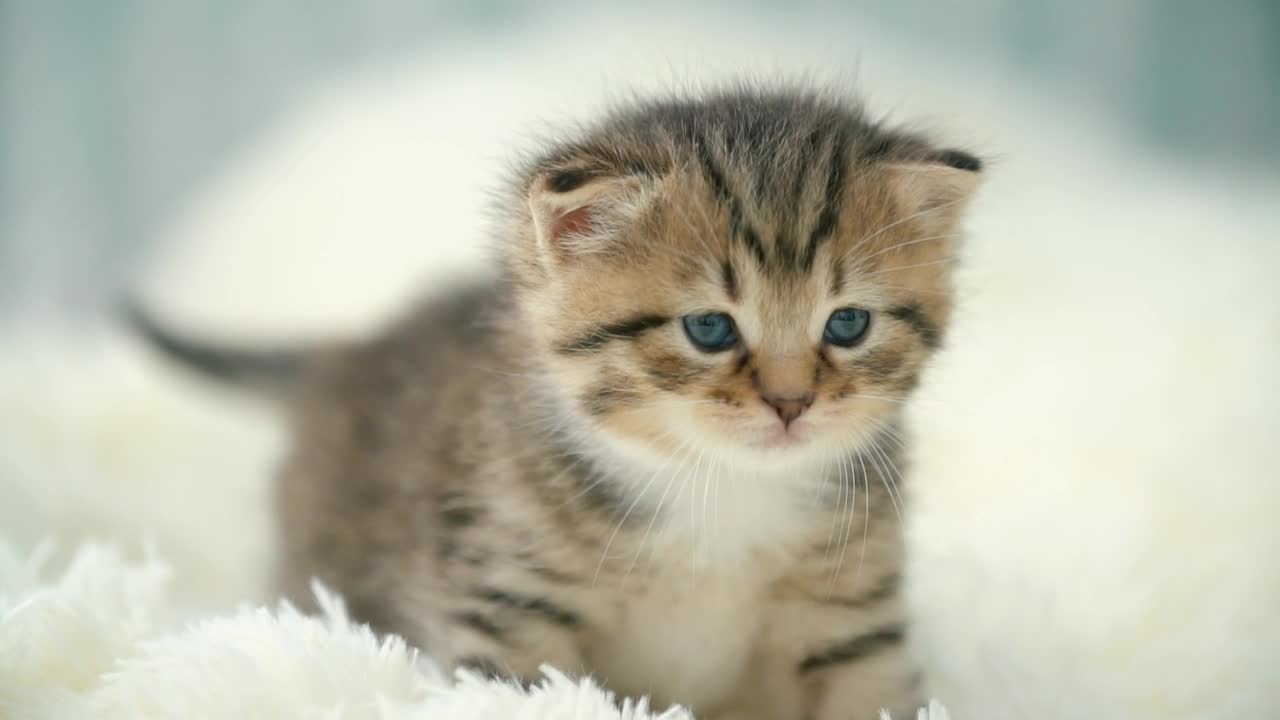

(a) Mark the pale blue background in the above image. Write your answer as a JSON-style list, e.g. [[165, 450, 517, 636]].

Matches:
[[2, 1, 1277, 320]]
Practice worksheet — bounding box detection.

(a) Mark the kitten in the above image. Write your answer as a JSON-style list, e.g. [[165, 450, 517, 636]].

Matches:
[[136, 86, 982, 720]]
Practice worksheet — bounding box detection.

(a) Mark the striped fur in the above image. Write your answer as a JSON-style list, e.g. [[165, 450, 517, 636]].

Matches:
[[275, 85, 981, 720]]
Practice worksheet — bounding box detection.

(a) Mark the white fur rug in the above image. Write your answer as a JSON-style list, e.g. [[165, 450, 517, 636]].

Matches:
[[3, 6, 1277, 719], [0, 538, 700, 719], [0, 536, 944, 719]]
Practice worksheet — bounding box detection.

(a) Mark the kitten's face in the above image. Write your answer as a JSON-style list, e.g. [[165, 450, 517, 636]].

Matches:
[[521, 171, 973, 471], [511, 99, 979, 470]]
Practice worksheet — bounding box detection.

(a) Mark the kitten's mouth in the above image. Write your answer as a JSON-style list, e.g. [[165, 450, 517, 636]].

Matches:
[[750, 423, 812, 451]]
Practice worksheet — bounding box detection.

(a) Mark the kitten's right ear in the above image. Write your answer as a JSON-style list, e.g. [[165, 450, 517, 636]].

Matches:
[[885, 147, 983, 206], [883, 149, 984, 225], [528, 169, 654, 258]]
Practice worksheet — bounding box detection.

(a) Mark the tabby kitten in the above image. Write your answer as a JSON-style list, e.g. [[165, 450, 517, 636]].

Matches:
[[143, 87, 981, 720]]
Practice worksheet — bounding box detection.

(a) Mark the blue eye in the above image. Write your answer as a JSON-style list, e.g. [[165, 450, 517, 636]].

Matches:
[[682, 312, 738, 352], [824, 308, 871, 347]]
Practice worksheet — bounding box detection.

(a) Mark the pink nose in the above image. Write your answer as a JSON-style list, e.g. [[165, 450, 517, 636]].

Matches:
[[763, 394, 813, 426]]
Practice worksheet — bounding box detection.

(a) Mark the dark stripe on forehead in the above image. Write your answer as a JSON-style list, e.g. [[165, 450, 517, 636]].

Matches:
[[788, 126, 823, 214], [720, 259, 739, 301], [778, 128, 825, 272], [773, 229, 798, 270], [740, 223, 768, 267], [800, 130, 849, 272], [555, 314, 670, 355], [829, 256, 846, 296], [887, 303, 940, 349], [695, 131, 768, 268], [694, 132, 733, 202]]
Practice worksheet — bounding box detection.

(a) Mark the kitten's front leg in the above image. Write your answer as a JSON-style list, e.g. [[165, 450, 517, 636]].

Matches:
[[717, 637, 916, 720], [806, 655, 919, 720], [712, 649, 811, 720], [789, 604, 920, 720], [446, 628, 585, 687], [421, 587, 590, 687], [765, 567, 918, 720]]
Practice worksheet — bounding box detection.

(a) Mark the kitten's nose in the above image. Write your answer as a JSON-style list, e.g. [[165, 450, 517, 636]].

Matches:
[[763, 393, 813, 427]]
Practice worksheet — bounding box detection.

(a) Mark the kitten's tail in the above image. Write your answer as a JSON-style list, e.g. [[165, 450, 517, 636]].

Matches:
[[121, 298, 306, 398]]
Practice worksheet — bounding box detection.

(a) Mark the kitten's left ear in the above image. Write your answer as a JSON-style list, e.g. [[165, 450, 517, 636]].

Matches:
[[883, 149, 984, 225], [527, 169, 657, 258]]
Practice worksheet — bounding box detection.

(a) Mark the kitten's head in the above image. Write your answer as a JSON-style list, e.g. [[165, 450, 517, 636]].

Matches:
[[506, 88, 981, 470]]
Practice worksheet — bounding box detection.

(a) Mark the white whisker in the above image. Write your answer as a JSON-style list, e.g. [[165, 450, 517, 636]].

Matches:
[[844, 198, 961, 260], [824, 451, 847, 571], [698, 445, 714, 567], [843, 393, 909, 405], [594, 436, 688, 585], [863, 258, 956, 276], [625, 444, 690, 581], [854, 232, 960, 265], [830, 453, 859, 590], [856, 450, 871, 578], [865, 434, 904, 523]]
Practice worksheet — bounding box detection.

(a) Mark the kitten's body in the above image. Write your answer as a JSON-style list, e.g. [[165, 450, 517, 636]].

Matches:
[[160, 88, 981, 719], [279, 285, 905, 717]]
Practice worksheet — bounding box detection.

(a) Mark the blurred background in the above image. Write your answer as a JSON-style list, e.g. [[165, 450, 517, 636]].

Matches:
[[0, 0, 1277, 623], [2, 0, 1277, 326]]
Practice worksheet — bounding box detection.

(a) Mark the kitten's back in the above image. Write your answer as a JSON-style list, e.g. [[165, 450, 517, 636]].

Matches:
[[273, 283, 515, 628]]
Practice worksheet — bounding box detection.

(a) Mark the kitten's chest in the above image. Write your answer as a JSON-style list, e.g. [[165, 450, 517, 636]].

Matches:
[[576, 459, 827, 712], [585, 562, 770, 715]]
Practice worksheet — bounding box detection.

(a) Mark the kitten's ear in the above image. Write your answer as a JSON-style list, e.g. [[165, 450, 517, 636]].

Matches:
[[883, 149, 984, 224], [528, 170, 655, 258]]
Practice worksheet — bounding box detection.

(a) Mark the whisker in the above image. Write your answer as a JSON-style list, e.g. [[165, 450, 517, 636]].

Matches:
[[855, 232, 960, 264], [831, 453, 860, 589], [680, 458, 698, 584], [841, 281, 956, 298], [671, 181, 724, 264], [824, 450, 847, 571], [829, 453, 860, 589], [594, 436, 687, 585], [856, 450, 871, 579], [865, 434, 904, 523], [710, 450, 723, 547], [553, 455, 601, 505], [809, 445, 835, 510], [697, 445, 713, 568], [844, 199, 961, 260], [862, 258, 957, 276], [843, 393, 910, 405], [684, 444, 708, 574], [869, 419, 908, 449], [624, 442, 693, 581]]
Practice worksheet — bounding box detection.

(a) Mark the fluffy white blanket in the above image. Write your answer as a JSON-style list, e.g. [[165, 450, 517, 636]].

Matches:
[[0, 538, 677, 719], [0, 538, 942, 719]]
